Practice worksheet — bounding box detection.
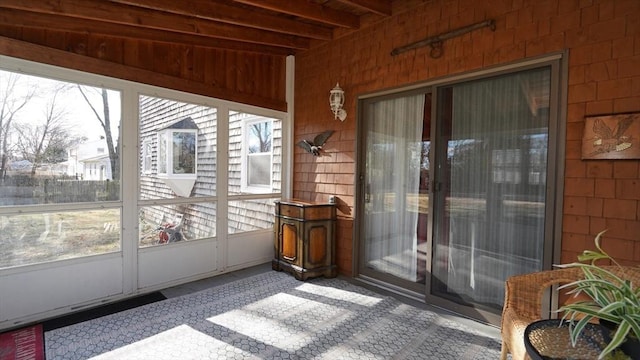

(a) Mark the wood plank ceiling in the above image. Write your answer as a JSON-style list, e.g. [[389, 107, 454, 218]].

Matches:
[[0, 0, 393, 56]]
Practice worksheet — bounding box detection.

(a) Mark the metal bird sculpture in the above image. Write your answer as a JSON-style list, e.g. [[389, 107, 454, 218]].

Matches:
[[296, 130, 334, 156]]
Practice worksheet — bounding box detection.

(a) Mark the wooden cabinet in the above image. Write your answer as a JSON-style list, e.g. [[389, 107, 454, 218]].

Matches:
[[272, 199, 337, 280]]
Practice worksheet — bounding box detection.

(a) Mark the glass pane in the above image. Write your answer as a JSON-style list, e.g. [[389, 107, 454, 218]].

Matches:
[[172, 132, 196, 174], [139, 95, 216, 199], [248, 154, 270, 186], [228, 199, 276, 235], [248, 121, 272, 153], [0, 209, 121, 269], [432, 67, 550, 310], [139, 203, 216, 247], [0, 70, 121, 205], [229, 112, 281, 195], [362, 93, 427, 285]]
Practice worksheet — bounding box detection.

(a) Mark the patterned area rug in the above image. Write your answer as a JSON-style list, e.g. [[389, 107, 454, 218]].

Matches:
[[0, 324, 44, 360], [45, 271, 502, 359]]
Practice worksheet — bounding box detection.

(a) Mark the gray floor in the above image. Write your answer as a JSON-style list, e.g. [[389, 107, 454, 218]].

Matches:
[[160, 263, 277, 298], [160, 262, 502, 341], [45, 263, 505, 359]]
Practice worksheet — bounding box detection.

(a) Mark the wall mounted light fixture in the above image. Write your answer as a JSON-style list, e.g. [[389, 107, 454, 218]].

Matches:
[[329, 83, 347, 121]]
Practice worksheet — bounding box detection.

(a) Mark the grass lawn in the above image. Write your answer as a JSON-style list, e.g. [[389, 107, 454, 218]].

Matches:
[[0, 209, 121, 268]]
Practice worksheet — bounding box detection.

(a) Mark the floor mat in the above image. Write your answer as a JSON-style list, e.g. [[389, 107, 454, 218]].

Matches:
[[42, 292, 166, 332], [0, 324, 44, 360]]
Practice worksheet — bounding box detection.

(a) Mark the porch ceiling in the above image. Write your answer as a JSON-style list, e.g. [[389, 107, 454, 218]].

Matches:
[[0, 0, 393, 56]]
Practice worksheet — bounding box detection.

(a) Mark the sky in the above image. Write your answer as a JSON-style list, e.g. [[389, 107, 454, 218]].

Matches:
[[1, 69, 121, 146]]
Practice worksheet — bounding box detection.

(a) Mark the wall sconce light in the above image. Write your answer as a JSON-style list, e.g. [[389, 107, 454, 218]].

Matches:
[[329, 83, 347, 121]]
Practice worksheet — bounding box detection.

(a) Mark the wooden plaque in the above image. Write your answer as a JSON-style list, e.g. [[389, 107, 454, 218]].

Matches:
[[582, 113, 640, 160]]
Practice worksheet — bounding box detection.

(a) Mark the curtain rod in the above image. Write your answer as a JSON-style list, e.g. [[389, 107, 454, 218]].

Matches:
[[391, 19, 496, 58]]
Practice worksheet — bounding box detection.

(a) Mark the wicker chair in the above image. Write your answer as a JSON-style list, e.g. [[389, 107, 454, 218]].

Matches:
[[499, 266, 640, 360]]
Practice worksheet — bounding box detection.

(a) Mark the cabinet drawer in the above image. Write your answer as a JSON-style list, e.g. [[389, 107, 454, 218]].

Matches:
[[277, 202, 334, 221], [278, 204, 303, 219]]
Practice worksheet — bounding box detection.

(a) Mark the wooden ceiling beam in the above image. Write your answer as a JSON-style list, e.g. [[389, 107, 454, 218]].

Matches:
[[0, 8, 294, 55], [232, 0, 360, 29], [108, 0, 333, 40], [0, 36, 288, 111], [338, 0, 392, 16], [0, 0, 310, 50]]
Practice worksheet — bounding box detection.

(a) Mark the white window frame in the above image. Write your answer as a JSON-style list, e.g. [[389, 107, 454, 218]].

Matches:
[[156, 128, 197, 180], [241, 117, 274, 194]]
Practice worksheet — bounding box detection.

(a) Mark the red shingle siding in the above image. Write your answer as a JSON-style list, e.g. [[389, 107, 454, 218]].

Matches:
[[295, 0, 640, 275]]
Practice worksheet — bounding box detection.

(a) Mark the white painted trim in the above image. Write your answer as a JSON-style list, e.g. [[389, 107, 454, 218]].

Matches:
[[284, 55, 295, 199], [217, 105, 230, 272], [121, 85, 140, 294]]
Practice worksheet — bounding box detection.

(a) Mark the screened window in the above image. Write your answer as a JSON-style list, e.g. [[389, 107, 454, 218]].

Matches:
[[138, 97, 215, 200], [0, 69, 122, 268], [138, 95, 217, 246], [227, 111, 282, 235], [1, 56, 287, 264], [138, 203, 216, 247]]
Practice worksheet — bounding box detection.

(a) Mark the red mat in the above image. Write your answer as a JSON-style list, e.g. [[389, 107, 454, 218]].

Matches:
[[0, 324, 44, 360]]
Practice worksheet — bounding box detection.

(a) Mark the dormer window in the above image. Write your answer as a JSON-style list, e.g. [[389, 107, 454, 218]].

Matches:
[[156, 117, 198, 197]]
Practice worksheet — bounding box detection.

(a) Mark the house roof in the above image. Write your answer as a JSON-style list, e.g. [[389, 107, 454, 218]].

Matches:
[[0, 0, 393, 56], [80, 153, 110, 163], [163, 117, 199, 131]]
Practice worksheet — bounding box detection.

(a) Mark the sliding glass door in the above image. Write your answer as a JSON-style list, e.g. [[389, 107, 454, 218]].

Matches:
[[357, 57, 562, 323], [358, 90, 430, 293], [429, 67, 552, 318]]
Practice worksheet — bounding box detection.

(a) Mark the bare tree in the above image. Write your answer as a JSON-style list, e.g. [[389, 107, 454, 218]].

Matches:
[[0, 71, 36, 179], [249, 122, 272, 153], [14, 85, 73, 177], [76, 85, 119, 180]]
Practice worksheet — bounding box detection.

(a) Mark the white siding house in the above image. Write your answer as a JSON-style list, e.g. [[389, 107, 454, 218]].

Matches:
[[67, 138, 113, 180]]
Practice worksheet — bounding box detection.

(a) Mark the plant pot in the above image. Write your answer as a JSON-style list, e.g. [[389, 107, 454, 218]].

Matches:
[[599, 320, 640, 358], [616, 336, 640, 359]]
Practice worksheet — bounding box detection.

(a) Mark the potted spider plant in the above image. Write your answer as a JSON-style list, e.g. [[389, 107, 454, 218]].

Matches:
[[556, 230, 640, 359]]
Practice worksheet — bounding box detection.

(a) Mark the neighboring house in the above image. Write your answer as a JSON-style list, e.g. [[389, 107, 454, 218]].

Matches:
[[66, 138, 112, 180], [79, 154, 111, 181]]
